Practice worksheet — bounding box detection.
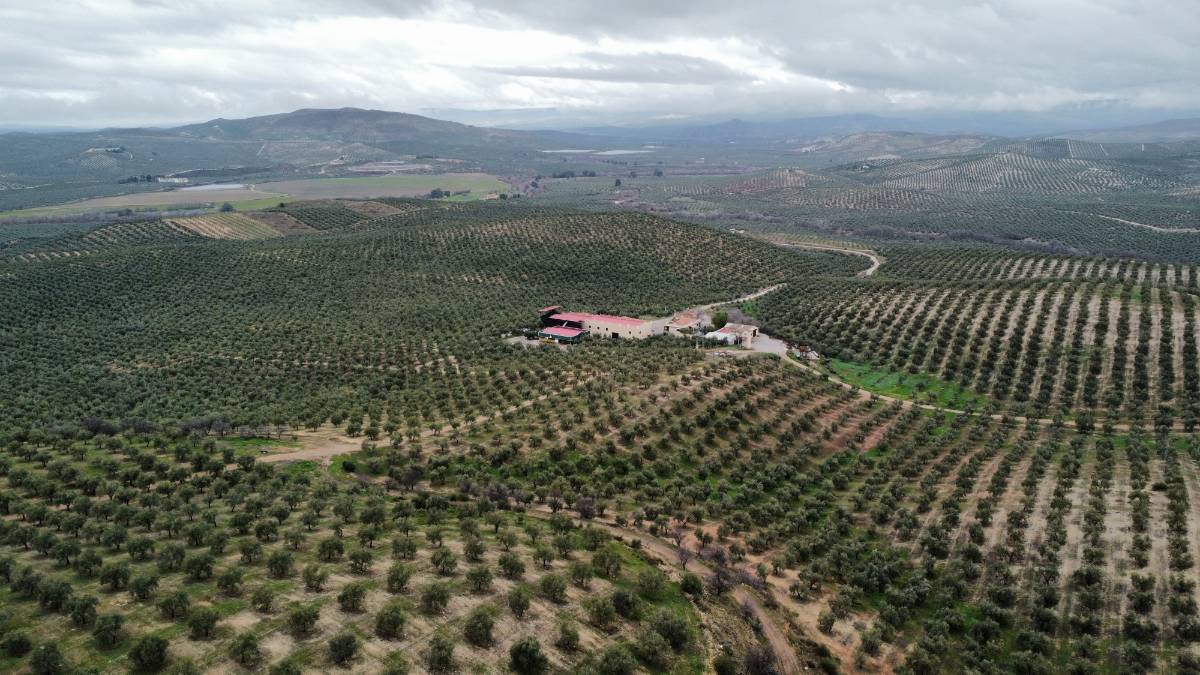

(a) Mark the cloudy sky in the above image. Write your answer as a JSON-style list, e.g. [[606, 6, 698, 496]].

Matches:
[[2, 0, 1197, 129]]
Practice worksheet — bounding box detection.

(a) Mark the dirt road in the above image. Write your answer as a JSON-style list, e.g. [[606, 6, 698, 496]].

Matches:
[[1063, 210, 1200, 234], [523, 507, 803, 673], [774, 242, 883, 277]]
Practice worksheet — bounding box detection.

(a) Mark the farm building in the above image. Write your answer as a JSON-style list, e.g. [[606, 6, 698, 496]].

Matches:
[[665, 309, 703, 335], [704, 322, 758, 347], [537, 306, 663, 340], [537, 325, 588, 344]]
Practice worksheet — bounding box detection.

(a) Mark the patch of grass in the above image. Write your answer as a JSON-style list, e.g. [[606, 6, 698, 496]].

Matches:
[[230, 196, 299, 211], [826, 358, 988, 410], [222, 437, 299, 454], [285, 460, 319, 477]]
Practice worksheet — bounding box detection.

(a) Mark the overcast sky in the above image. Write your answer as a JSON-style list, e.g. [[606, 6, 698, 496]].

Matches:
[[2, 0, 1197, 129]]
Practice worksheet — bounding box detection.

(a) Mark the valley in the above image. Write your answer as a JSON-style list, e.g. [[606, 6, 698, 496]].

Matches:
[[2, 107, 1200, 675]]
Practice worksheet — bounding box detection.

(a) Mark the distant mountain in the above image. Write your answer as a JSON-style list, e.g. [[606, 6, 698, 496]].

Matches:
[[571, 114, 906, 143], [568, 110, 1200, 142], [1062, 118, 1200, 143], [167, 107, 539, 145], [0, 108, 595, 190]]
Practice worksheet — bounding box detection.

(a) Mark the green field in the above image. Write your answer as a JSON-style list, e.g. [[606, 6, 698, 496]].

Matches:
[[0, 174, 507, 222], [826, 358, 989, 410], [259, 173, 509, 200]]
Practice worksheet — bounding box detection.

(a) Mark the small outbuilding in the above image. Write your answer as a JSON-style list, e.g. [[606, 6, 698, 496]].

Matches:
[[704, 322, 759, 347]]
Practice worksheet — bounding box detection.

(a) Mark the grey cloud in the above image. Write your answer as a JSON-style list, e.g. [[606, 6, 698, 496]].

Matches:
[[481, 52, 746, 84], [0, 0, 1196, 127]]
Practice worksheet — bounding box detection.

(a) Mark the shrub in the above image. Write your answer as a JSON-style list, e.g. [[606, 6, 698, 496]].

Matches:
[[556, 620, 580, 651], [569, 560, 593, 588], [128, 634, 169, 673], [93, 613, 125, 649], [585, 594, 618, 631], [30, 643, 68, 675], [636, 568, 666, 599], [713, 652, 738, 675], [319, 538, 344, 561], [349, 549, 373, 574], [338, 581, 368, 612], [376, 600, 408, 639], [127, 574, 158, 603], [158, 590, 190, 619], [381, 653, 410, 675], [267, 551, 294, 578], [421, 582, 451, 614], [463, 604, 497, 646], [217, 567, 243, 595], [466, 565, 492, 593], [508, 584, 532, 618], [509, 636, 549, 675], [303, 564, 329, 591], [269, 660, 301, 675], [650, 608, 691, 650], [818, 609, 835, 634], [540, 573, 567, 603], [611, 588, 639, 619], [69, 595, 99, 627], [188, 606, 219, 640], [164, 657, 201, 675], [597, 644, 638, 675], [498, 552, 525, 579], [592, 546, 622, 579], [431, 548, 457, 575], [3, 632, 31, 657], [329, 632, 359, 665], [251, 585, 274, 612], [184, 553, 214, 581], [633, 627, 671, 669], [426, 633, 455, 673], [681, 572, 704, 598], [229, 632, 261, 668], [287, 604, 320, 636], [37, 578, 73, 611], [387, 562, 414, 593], [742, 644, 777, 675]]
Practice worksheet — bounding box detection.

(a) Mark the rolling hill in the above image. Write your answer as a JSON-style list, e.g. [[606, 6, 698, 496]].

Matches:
[[0, 108, 562, 181]]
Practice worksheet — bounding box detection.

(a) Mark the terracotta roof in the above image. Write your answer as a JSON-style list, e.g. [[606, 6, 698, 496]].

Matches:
[[541, 326, 586, 338], [549, 312, 645, 327]]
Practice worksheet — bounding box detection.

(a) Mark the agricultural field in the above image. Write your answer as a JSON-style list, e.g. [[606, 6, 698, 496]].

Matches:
[[0, 201, 862, 428], [533, 144, 1200, 265], [7, 140, 1200, 674], [755, 247, 1200, 425], [258, 174, 510, 201], [0, 174, 508, 226], [167, 214, 284, 241]]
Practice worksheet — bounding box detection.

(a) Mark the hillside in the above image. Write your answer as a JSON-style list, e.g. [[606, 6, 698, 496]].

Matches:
[[8, 198, 1200, 674], [790, 131, 997, 163], [0, 109, 585, 213], [170, 108, 535, 145]]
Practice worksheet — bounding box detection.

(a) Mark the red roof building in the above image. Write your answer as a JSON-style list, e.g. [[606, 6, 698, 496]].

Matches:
[[537, 324, 588, 343], [548, 312, 646, 327]]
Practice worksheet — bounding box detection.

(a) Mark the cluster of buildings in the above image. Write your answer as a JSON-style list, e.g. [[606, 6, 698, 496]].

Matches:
[[535, 305, 760, 348]]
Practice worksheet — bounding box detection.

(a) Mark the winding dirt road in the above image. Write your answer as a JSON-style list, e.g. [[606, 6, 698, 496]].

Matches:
[[774, 242, 883, 277], [1063, 210, 1200, 234]]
